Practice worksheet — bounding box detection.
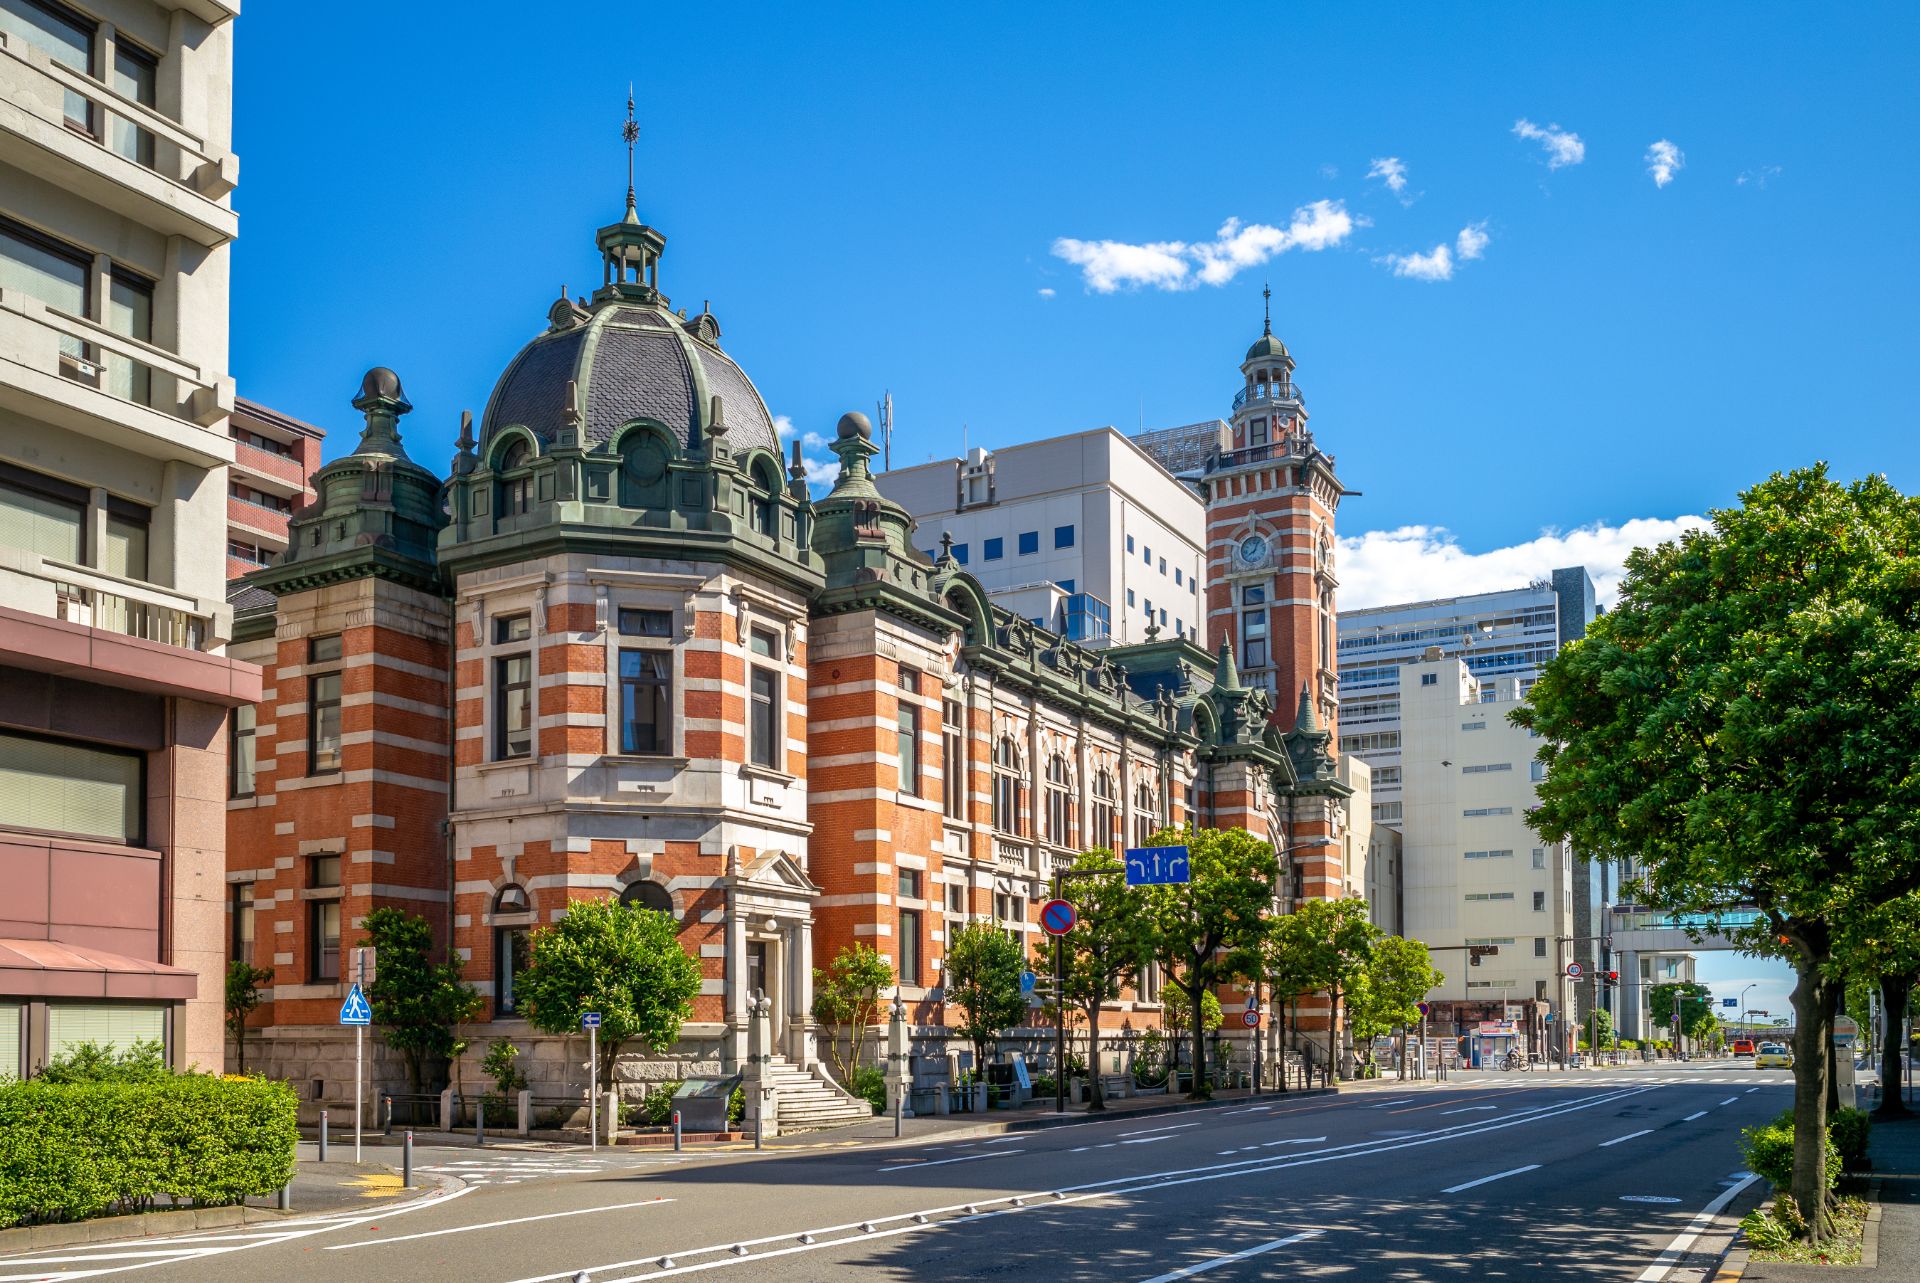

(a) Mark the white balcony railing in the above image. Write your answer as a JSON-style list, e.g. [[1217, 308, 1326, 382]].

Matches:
[[0, 32, 238, 243], [0, 547, 220, 651], [0, 287, 232, 430], [994, 836, 1031, 870]]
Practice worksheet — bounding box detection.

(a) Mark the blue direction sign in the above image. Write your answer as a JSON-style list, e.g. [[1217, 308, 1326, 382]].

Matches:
[[1019, 970, 1037, 995], [1040, 899, 1077, 937], [1723, 998, 1739, 1007], [339, 983, 371, 1026], [1124, 845, 1191, 886], [581, 1011, 603, 1030]]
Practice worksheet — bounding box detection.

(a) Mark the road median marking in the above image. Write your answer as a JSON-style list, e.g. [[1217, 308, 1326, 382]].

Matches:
[[877, 1150, 1023, 1173], [1684, 1111, 1709, 1121], [1134, 1229, 1325, 1282], [326, 1198, 675, 1251], [1601, 1129, 1654, 1147], [1443, 1164, 1540, 1194]]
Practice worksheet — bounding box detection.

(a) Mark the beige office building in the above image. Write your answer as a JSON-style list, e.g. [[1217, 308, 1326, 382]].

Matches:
[[0, 0, 251, 1077]]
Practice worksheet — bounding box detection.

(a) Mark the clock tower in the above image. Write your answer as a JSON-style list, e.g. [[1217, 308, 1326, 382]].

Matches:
[[1202, 288, 1343, 740]]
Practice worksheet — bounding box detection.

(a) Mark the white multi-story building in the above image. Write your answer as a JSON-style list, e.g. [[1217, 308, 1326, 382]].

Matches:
[[1398, 653, 1572, 1049], [0, 0, 249, 1077], [876, 428, 1205, 647]]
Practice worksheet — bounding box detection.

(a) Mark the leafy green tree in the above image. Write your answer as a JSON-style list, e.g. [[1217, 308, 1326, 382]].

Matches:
[[1579, 1007, 1616, 1051], [1650, 982, 1714, 1044], [516, 897, 701, 1081], [1688, 1010, 1722, 1049], [224, 960, 273, 1074], [1268, 897, 1379, 1081], [1260, 910, 1323, 1091], [1836, 892, 1920, 1118], [1514, 466, 1920, 1241], [1045, 848, 1151, 1109], [811, 943, 895, 1086], [363, 907, 481, 1093], [1162, 983, 1223, 1071], [1137, 825, 1279, 1099], [944, 922, 1026, 1074], [1348, 935, 1442, 1077]]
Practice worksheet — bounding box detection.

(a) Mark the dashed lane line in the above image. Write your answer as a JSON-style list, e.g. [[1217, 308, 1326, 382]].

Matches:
[[1684, 1111, 1709, 1121], [1601, 1129, 1654, 1148], [326, 1198, 675, 1251], [876, 1150, 1024, 1174], [1134, 1229, 1325, 1282], [1443, 1164, 1541, 1194]]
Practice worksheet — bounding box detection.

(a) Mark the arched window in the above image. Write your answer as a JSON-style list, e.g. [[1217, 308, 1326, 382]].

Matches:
[[1091, 769, 1116, 850], [619, 880, 676, 919], [492, 884, 532, 1018], [1044, 754, 1073, 849], [750, 460, 780, 538], [1134, 779, 1160, 849], [991, 736, 1025, 836], [496, 438, 532, 518]]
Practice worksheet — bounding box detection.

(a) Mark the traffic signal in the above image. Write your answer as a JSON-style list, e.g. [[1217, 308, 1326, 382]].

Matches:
[[1605, 970, 1620, 987], [1469, 945, 1499, 966]]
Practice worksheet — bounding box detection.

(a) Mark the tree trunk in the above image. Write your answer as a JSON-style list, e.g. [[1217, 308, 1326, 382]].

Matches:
[[1879, 972, 1913, 1118], [236, 1026, 246, 1075], [1327, 989, 1340, 1084], [1187, 977, 1210, 1098], [1085, 1002, 1105, 1111], [1788, 958, 1836, 1242], [1275, 1003, 1290, 1092]]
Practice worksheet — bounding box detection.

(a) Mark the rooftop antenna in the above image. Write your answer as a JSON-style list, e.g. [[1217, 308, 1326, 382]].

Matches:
[[622, 86, 640, 216], [877, 390, 894, 472]]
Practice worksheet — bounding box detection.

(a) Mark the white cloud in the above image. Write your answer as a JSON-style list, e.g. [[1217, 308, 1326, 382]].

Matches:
[[1051, 200, 1359, 293], [1380, 223, 1489, 282], [1036, 287, 1056, 299], [1337, 515, 1713, 611], [771, 417, 840, 488], [1367, 156, 1409, 198], [1645, 139, 1684, 187], [802, 457, 840, 488], [1512, 118, 1586, 169], [1737, 164, 1782, 188], [773, 414, 795, 441]]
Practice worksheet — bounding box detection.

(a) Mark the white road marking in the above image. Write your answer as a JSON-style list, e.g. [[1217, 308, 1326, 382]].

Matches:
[[1118, 1122, 1200, 1137], [1719, 1097, 1738, 1106], [1746, 1087, 1760, 1093], [1622, 1196, 1682, 1204], [1684, 1111, 1709, 1121], [1443, 1164, 1541, 1194], [1368, 1099, 1414, 1108], [1134, 1229, 1325, 1282], [1122, 1136, 1173, 1145], [876, 1150, 1023, 1173], [1219, 1105, 1273, 1115], [979, 1136, 1025, 1145], [1601, 1129, 1654, 1147], [325, 1198, 675, 1251], [1441, 1106, 1499, 1115], [1634, 1172, 1761, 1282], [1261, 1137, 1327, 1147]]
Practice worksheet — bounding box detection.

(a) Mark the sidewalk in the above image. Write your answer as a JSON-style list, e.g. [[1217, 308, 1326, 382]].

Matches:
[[1732, 1113, 1920, 1281]]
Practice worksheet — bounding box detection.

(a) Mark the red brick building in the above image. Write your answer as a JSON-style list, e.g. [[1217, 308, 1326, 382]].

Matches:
[[225, 199, 1357, 1122]]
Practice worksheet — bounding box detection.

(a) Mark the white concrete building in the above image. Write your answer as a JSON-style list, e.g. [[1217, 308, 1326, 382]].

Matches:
[[0, 0, 248, 1077], [876, 428, 1205, 647], [1398, 652, 1572, 1031]]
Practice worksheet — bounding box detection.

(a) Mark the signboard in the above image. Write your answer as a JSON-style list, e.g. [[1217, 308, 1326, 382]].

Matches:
[[1475, 1021, 1517, 1036], [1123, 845, 1191, 886], [352, 946, 377, 987], [1565, 962, 1584, 979], [1833, 1016, 1859, 1047], [1723, 998, 1739, 1007], [1040, 899, 1077, 937], [338, 983, 371, 1026], [1010, 1052, 1031, 1091], [1019, 970, 1037, 995], [1241, 1008, 1261, 1029], [581, 1011, 603, 1029], [1416, 1001, 1431, 1017]]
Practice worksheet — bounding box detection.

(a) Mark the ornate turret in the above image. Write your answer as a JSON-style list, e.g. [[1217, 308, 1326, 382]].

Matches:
[[809, 411, 957, 632], [595, 94, 668, 305], [1283, 680, 1342, 787]]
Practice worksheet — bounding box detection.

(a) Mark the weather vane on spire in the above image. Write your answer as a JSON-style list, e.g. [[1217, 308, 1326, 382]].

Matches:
[[622, 87, 640, 216], [1262, 281, 1272, 336]]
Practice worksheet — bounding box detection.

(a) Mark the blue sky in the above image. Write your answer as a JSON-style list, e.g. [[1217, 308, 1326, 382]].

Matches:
[[230, 3, 1914, 1017]]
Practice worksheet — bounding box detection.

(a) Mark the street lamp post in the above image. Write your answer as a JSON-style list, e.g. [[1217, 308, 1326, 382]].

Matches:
[[1739, 984, 1758, 1051]]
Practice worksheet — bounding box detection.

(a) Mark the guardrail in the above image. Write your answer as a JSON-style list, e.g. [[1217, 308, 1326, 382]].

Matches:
[[1231, 381, 1305, 411], [1, 548, 215, 650]]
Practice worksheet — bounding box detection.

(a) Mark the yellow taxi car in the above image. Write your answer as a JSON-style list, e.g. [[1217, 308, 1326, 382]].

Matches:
[[1755, 1043, 1793, 1069]]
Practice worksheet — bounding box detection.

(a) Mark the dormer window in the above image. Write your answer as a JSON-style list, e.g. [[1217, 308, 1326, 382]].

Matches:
[[750, 460, 780, 538], [496, 439, 532, 517]]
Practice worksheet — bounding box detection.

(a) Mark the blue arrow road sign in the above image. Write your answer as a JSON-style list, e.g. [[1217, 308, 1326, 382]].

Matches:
[[1019, 971, 1037, 995], [339, 983, 371, 1026], [1723, 998, 1739, 1007], [581, 1012, 602, 1029], [1123, 845, 1191, 886]]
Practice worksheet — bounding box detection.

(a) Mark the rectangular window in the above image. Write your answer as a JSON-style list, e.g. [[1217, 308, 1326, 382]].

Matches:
[[1057, 579, 1075, 594], [47, 1005, 168, 1061], [947, 882, 966, 914], [1142, 545, 1151, 564], [1159, 557, 1166, 575], [1461, 763, 1513, 774], [309, 673, 342, 773], [1462, 807, 1513, 817], [618, 650, 672, 754], [494, 654, 533, 759], [951, 542, 968, 565], [1530, 760, 1548, 782], [1244, 637, 1268, 669], [1126, 589, 1136, 607], [231, 883, 255, 962], [0, 1001, 17, 1081], [899, 909, 922, 985], [1017, 531, 1038, 556], [897, 693, 921, 795], [983, 537, 1004, 560], [309, 634, 343, 664], [1464, 892, 1516, 902], [0, 730, 143, 845], [310, 854, 341, 888], [108, 39, 158, 166], [942, 699, 966, 820], [495, 928, 531, 1016], [495, 613, 532, 643], [1053, 525, 1075, 549], [1463, 849, 1514, 860], [898, 868, 922, 900], [1533, 891, 1547, 912], [1461, 720, 1486, 731], [0, 461, 86, 563], [1532, 848, 1547, 870], [1144, 598, 1153, 620], [230, 704, 257, 798], [1421, 673, 1438, 687], [1535, 937, 1548, 958], [1173, 567, 1183, 586], [618, 607, 672, 637], [749, 665, 780, 769], [309, 900, 341, 982], [1126, 535, 1135, 553]]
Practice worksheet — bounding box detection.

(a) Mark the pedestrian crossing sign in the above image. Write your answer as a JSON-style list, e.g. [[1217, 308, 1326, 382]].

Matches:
[[339, 983, 372, 1026]]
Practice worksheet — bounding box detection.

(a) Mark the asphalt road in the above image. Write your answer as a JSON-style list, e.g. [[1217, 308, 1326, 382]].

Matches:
[[0, 1062, 1796, 1283]]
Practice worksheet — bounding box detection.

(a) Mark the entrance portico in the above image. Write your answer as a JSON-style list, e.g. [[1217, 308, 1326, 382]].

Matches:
[[725, 848, 819, 1071]]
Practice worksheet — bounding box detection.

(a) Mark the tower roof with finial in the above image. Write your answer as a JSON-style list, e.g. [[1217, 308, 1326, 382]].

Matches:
[[1244, 282, 1291, 363]]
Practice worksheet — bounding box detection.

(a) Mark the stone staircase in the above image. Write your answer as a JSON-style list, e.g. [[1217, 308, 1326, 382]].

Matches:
[[765, 1055, 874, 1132]]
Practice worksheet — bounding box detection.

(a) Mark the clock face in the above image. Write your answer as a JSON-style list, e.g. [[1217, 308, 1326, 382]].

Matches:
[[1239, 535, 1268, 563]]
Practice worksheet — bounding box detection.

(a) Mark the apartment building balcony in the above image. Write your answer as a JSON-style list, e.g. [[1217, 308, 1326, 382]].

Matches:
[[0, 548, 253, 705], [232, 439, 308, 490], [0, 31, 238, 247], [0, 287, 233, 466], [1209, 438, 1311, 473], [226, 495, 292, 542], [158, 0, 241, 22]]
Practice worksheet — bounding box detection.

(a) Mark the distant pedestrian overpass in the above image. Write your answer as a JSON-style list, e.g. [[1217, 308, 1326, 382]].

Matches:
[[1609, 906, 1761, 955]]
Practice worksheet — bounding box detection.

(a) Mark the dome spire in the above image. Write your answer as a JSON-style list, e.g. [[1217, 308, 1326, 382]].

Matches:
[[622, 86, 640, 224], [1262, 280, 1272, 337], [595, 93, 668, 303]]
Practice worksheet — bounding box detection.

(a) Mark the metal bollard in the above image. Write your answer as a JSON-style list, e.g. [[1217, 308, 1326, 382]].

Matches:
[[672, 1110, 682, 1153], [754, 1095, 764, 1151], [277, 1182, 291, 1211], [476, 1096, 486, 1146], [384, 1095, 393, 1137], [403, 1130, 413, 1187], [318, 1109, 328, 1163], [894, 1090, 903, 1139]]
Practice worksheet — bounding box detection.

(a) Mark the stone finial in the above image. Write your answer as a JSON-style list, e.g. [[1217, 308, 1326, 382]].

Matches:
[[349, 366, 412, 459], [709, 394, 729, 437], [452, 409, 478, 476]]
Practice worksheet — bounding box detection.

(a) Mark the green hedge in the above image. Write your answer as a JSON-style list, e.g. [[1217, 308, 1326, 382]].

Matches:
[[1739, 1108, 1844, 1194], [0, 1075, 297, 1228]]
